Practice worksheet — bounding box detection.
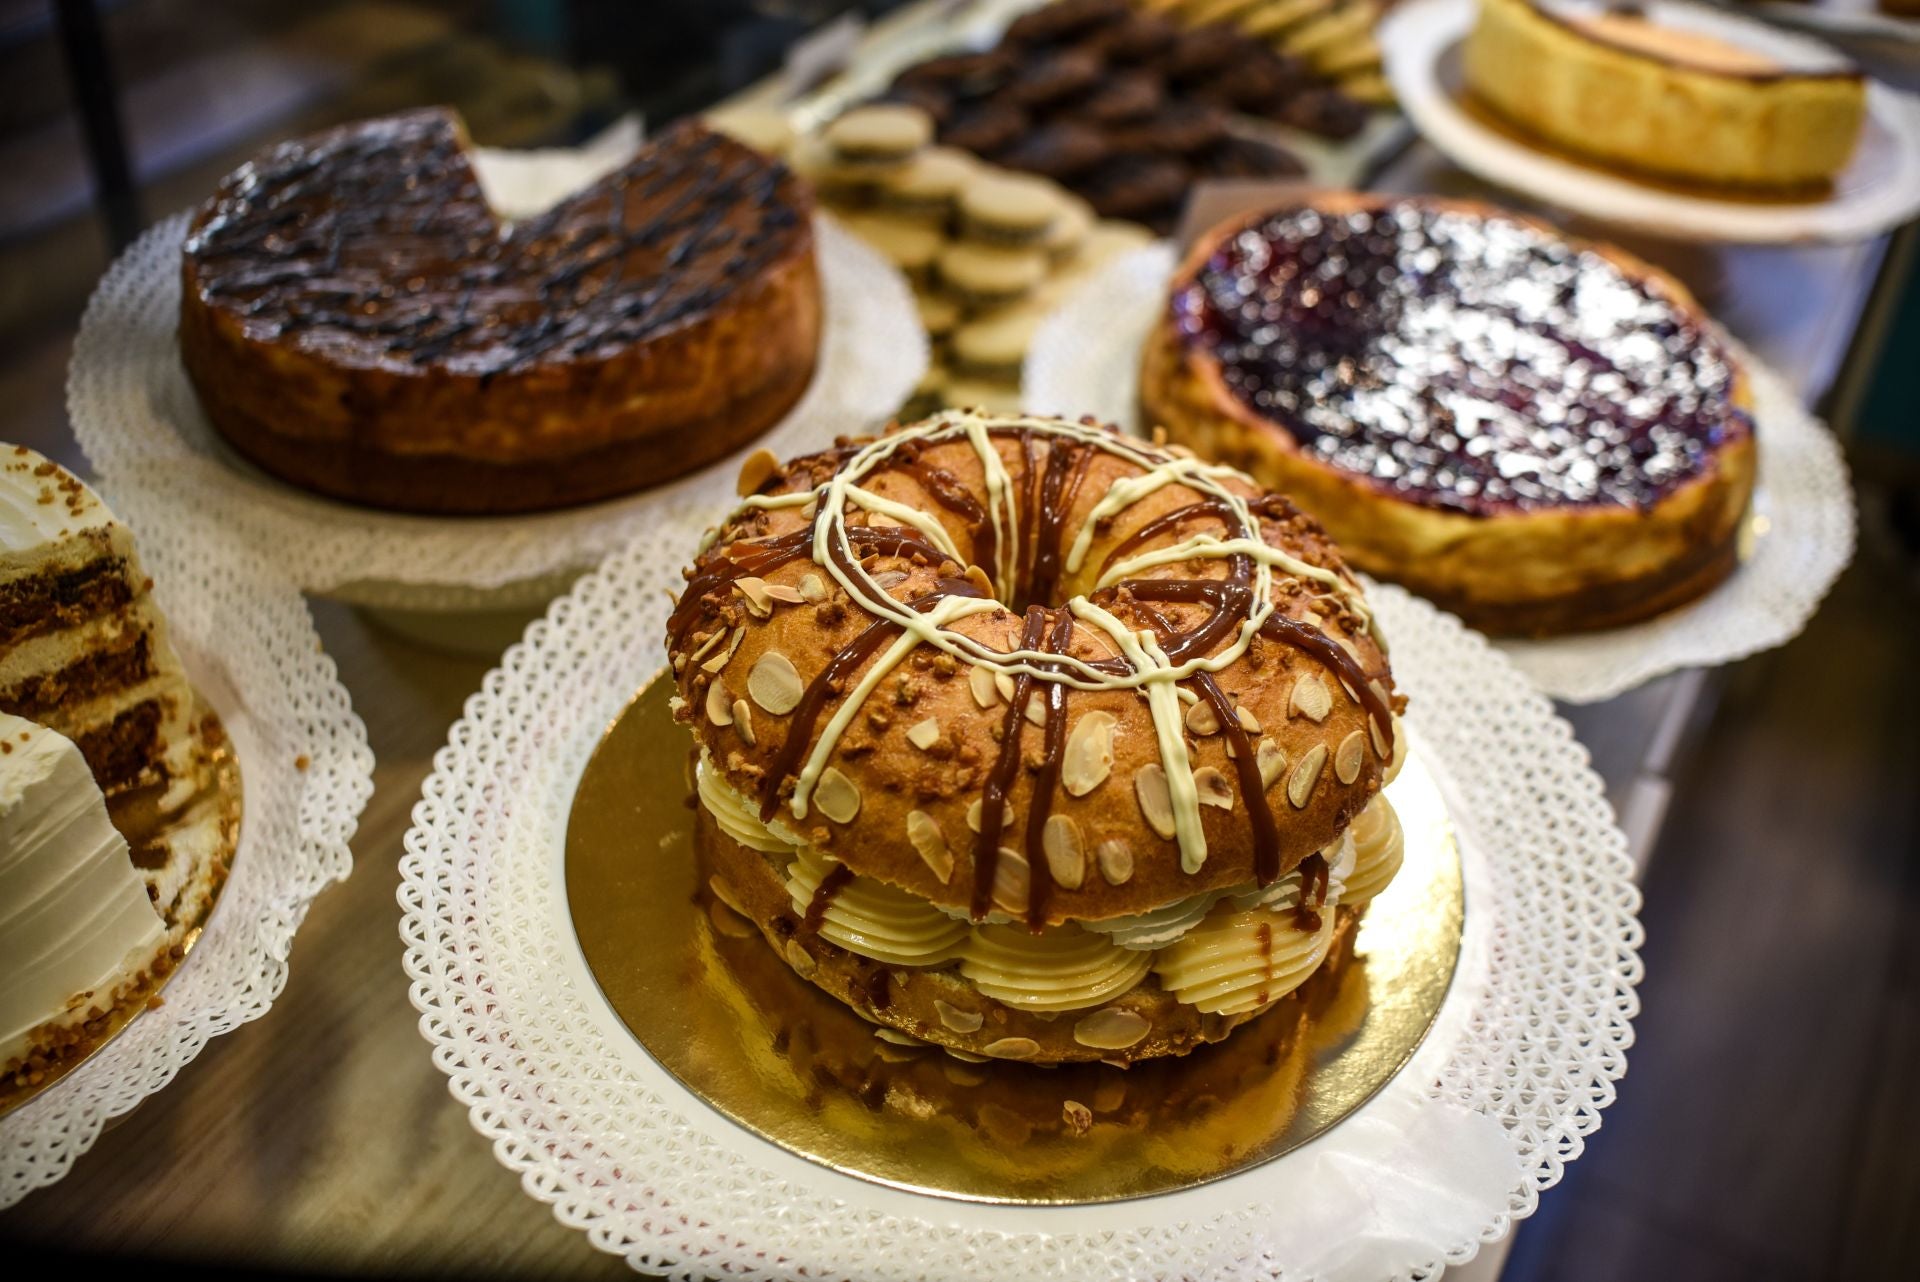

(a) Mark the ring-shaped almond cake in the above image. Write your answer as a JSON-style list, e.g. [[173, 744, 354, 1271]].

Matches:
[[667, 411, 1409, 1065]]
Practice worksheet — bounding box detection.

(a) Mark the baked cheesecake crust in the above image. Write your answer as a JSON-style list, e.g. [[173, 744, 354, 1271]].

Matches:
[[1140, 193, 1757, 637]]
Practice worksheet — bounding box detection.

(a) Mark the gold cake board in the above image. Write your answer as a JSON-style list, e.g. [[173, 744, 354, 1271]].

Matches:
[[567, 673, 1462, 1204]]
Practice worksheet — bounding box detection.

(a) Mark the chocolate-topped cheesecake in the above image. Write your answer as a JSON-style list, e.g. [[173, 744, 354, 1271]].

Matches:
[[1140, 194, 1757, 636], [180, 108, 821, 514]]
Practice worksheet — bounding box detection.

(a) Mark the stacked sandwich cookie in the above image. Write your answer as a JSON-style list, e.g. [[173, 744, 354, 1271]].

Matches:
[[791, 105, 1151, 414]]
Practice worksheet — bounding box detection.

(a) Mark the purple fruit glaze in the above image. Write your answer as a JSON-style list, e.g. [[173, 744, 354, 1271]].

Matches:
[[1172, 202, 1749, 517]]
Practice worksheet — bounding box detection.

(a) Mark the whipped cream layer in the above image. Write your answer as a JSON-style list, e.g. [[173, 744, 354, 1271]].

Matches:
[[701, 752, 1405, 1014], [0, 714, 167, 1064]]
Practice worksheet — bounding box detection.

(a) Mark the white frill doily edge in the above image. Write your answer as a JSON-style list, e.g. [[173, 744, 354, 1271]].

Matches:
[[0, 494, 372, 1210], [398, 513, 1641, 1280], [67, 210, 925, 612], [1022, 242, 1858, 705]]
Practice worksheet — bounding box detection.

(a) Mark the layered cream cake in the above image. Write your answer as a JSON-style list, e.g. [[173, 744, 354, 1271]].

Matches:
[[0, 714, 170, 1081], [1, 446, 196, 804], [1, 447, 239, 1099]]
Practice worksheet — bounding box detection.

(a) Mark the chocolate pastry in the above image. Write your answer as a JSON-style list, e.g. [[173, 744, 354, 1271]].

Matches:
[[1003, 48, 1105, 109], [1004, 0, 1131, 46], [1078, 155, 1192, 223], [1207, 53, 1306, 112], [179, 108, 821, 514], [1162, 25, 1246, 84], [893, 49, 1016, 98], [1108, 102, 1230, 156], [1072, 69, 1166, 125], [1075, 12, 1182, 64], [1204, 136, 1308, 180], [1277, 88, 1369, 141], [996, 120, 1112, 180], [939, 101, 1031, 158]]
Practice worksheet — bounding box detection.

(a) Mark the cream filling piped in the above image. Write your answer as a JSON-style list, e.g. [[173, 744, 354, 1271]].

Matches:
[[696, 753, 808, 852], [786, 849, 970, 966], [1340, 795, 1404, 906], [700, 753, 1357, 1010], [1152, 903, 1335, 1017], [958, 923, 1153, 1012]]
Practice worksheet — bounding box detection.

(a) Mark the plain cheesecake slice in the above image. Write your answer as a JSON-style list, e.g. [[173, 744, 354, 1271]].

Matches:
[[1463, 0, 1867, 189]]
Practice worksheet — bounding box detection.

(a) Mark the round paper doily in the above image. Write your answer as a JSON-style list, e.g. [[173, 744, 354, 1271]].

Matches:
[[399, 514, 1641, 1280], [1379, 0, 1920, 244], [0, 495, 371, 1209], [68, 213, 925, 610], [1023, 245, 1857, 704]]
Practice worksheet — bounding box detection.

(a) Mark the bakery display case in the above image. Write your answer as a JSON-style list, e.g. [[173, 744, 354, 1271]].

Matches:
[[1, 2, 1914, 1280]]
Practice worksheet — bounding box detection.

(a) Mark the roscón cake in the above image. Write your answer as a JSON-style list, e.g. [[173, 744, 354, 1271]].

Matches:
[[667, 411, 1409, 1066], [179, 108, 821, 515]]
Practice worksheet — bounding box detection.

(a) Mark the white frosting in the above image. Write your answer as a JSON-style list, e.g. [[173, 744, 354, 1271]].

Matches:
[[0, 446, 114, 554], [0, 713, 166, 1063]]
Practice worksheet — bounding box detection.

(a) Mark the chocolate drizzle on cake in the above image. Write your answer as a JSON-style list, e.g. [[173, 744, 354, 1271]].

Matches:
[[1173, 201, 1750, 516], [674, 415, 1400, 923], [184, 109, 809, 375]]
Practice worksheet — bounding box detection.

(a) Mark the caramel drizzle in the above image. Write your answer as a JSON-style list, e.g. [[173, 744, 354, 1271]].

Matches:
[[898, 458, 991, 577], [1024, 438, 1095, 610], [1294, 852, 1330, 933], [760, 615, 901, 823], [679, 413, 1397, 907], [668, 523, 948, 652], [1193, 669, 1281, 883], [1259, 614, 1393, 743], [803, 863, 856, 931], [1016, 610, 1076, 929], [1255, 920, 1274, 1007], [970, 609, 1050, 921]]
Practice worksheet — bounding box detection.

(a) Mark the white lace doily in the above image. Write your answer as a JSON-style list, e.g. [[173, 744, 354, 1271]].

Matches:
[[68, 211, 925, 611], [0, 495, 371, 1209], [399, 510, 1641, 1278], [1379, 0, 1920, 245], [1023, 245, 1857, 704]]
